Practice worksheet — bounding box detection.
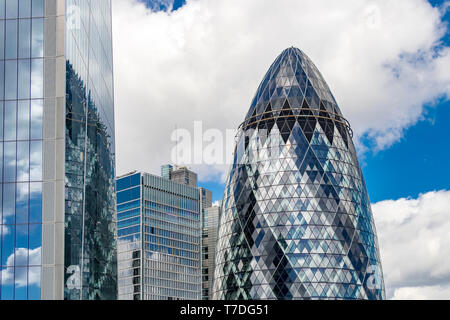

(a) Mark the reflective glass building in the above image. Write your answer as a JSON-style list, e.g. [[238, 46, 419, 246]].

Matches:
[[213, 47, 385, 300], [117, 171, 201, 300], [0, 0, 117, 300]]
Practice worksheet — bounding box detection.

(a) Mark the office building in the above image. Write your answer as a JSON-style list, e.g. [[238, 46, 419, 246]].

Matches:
[[170, 166, 197, 188], [116, 171, 201, 300], [0, 0, 117, 300], [213, 47, 385, 300], [202, 206, 219, 300], [199, 187, 212, 227]]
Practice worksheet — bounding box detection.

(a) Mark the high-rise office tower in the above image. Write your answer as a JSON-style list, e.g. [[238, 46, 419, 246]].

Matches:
[[199, 187, 212, 227], [202, 205, 219, 300], [213, 47, 385, 300], [170, 166, 197, 188], [161, 164, 173, 180], [199, 187, 212, 300], [0, 0, 117, 300], [116, 172, 201, 300]]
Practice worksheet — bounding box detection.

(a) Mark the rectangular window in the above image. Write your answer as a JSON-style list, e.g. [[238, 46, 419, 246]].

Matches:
[[6, 0, 18, 19], [4, 101, 16, 141], [5, 60, 17, 100], [17, 100, 30, 140], [18, 59, 31, 99], [31, 18, 43, 57], [117, 186, 140, 204], [30, 59, 43, 98], [5, 19, 17, 59], [18, 18, 31, 58]]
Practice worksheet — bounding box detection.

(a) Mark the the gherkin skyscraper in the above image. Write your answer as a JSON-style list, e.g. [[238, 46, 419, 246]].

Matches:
[[212, 47, 385, 300]]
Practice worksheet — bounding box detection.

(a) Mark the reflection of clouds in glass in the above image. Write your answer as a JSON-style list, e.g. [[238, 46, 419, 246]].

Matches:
[[16, 143, 30, 183], [30, 59, 43, 99], [2, 184, 15, 222], [1, 247, 42, 287], [1, 225, 10, 236], [31, 100, 43, 139], [30, 141, 42, 181]]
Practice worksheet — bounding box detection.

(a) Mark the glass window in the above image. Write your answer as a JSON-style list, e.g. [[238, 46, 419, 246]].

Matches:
[[19, 0, 31, 18], [15, 267, 28, 300], [0, 102, 3, 141], [30, 141, 42, 181], [1, 224, 15, 265], [18, 59, 31, 99], [117, 186, 141, 204], [18, 18, 31, 58], [28, 266, 41, 300], [5, 0, 17, 19], [5, 60, 17, 100], [4, 101, 17, 141], [16, 141, 29, 182], [0, 143, 3, 180], [4, 142, 16, 183], [16, 182, 29, 223], [5, 19, 17, 59], [15, 224, 28, 253], [0, 20, 4, 60], [0, 62, 4, 100], [30, 99, 42, 139], [0, 0, 5, 18], [17, 100, 30, 140], [30, 59, 43, 98], [1, 267, 14, 300], [29, 183, 42, 223], [31, 18, 43, 57], [31, 0, 43, 17]]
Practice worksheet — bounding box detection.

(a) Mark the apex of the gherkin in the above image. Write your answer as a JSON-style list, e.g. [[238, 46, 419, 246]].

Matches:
[[246, 47, 343, 123]]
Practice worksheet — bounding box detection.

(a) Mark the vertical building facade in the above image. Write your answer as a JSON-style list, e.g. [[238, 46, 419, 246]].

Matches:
[[213, 47, 385, 300], [199, 187, 212, 228], [0, 0, 117, 300], [117, 171, 202, 300], [202, 205, 219, 300]]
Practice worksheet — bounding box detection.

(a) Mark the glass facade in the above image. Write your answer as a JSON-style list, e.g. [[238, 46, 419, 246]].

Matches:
[[0, 0, 44, 300], [117, 172, 201, 300], [213, 47, 385, 300], [64, 0, 117, 300], [0, 0, 117, 300]]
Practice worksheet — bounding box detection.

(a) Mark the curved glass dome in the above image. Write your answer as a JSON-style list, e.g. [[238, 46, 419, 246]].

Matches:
[[213, 47, 385, 300]]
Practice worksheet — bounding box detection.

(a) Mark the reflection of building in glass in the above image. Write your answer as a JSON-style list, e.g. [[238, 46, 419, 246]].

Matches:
[[116, 172, 201, 300], [202, 206, 220, 300], [0, 1, 117, 300], [213, 47, 385, 300]]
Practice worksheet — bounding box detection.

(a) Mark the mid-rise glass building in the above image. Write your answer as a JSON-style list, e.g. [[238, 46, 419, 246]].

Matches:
[[213, 47, 385, 300], [116, 171, 201, 300], [0, 0, 117, 300]]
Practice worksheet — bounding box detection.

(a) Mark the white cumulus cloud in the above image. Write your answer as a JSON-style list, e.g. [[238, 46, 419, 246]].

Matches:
[[372, 190, 450, 300], [1, 247, 42, 287], [112, 0, 450, 180]]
